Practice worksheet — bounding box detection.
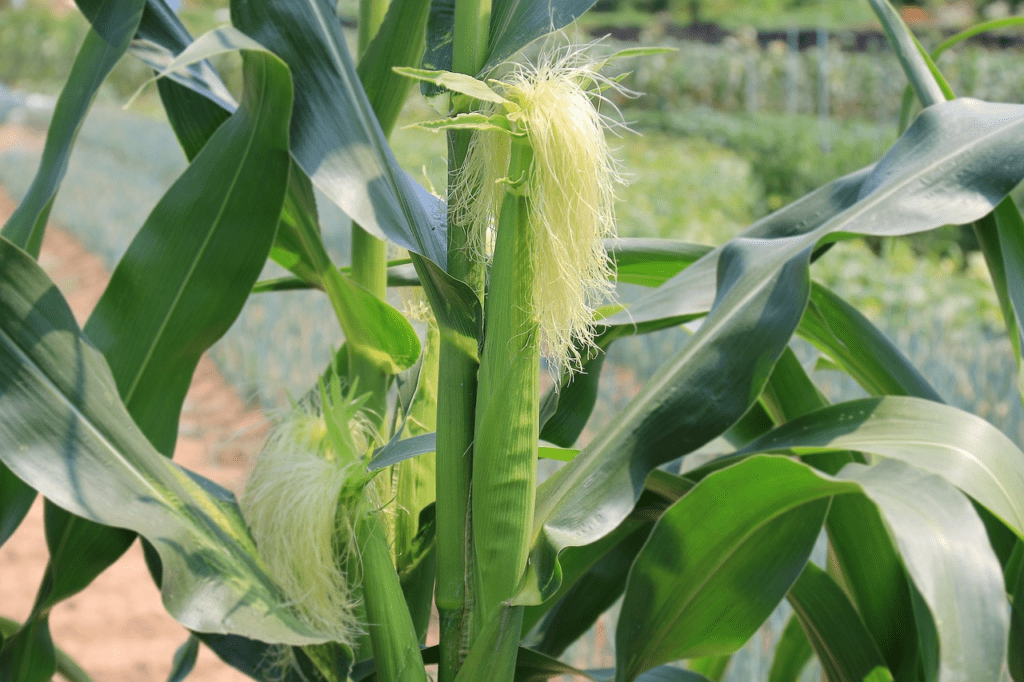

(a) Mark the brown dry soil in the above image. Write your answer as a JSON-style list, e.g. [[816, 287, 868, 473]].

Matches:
[[0, 123, 264, 680]]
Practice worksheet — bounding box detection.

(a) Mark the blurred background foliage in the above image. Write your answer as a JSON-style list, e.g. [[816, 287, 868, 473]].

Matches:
[[2, 0, 1023, 678]]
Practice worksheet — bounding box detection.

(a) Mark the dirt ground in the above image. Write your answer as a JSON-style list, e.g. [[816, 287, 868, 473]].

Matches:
[[0, 123, 266, 680]]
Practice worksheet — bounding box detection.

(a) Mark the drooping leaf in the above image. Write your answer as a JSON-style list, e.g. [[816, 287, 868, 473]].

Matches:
[[231, 0, 448, 268], [525, 98, 1024, 610], [0, 238, 329, 645], [787, 563, 893, 682], [1, 0, 145, 257], [838, 459, 1009, 681], [484, 0, 599, 72], [615, 456, 845, 681], [738, 396, 1024, 540], [0, 462, 34, 547]]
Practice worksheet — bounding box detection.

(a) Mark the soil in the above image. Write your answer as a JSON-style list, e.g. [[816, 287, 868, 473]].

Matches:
[[0, 123, 264, 681]]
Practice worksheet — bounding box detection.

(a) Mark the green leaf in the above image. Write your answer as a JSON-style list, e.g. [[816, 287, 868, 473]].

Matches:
[[824, 495, 921, 679], [0, 614, 55, 682], [867, 0, 947, 107], [394, 67, 508, 104], [90, 46, 292, 458], [0, 238, 328, 645], [420, 0, 598, 80], [686, 656, 730, 682], [738, 396, 1024, 540], [601, 166, 870, 330], [615, 456, 845, 681], [532, 521, 653, 658], [798, 284, 941, 401], [0, 616, 94, 682], [994, 199, 1024, 385], [838, 460, 1009, 681], [767, 615, 813, 682], [231, 0, 448, 268], [357, 0, 432, 137], [529, 98, 1024, 611], [0, 462, 34, 547], [1010, 551, 1024, 682], [167, 635, 200, 682], [526, 236, 814, 606], [485, 0, 599, 72], [539, 325, 629, 448], [26, 31, 293, 635], [1, 0, 144, 257], [787, 563, 893, 682], [607, 238, 711, 288]]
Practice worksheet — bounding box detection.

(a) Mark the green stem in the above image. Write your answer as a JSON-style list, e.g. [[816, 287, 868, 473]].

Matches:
[[436, 3, 493, 678], [453, 0, 491, 76], [349, 0, 393, 433], [435, 129, 483, 682], [469, 140, 537, 665]]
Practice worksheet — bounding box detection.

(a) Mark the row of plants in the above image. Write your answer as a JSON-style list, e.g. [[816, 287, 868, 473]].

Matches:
[[615, 34, 1024, 120], [3, 1, 1024, 682]]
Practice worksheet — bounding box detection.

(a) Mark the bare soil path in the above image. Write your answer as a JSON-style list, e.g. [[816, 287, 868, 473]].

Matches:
[[0, 123, 263, 681]]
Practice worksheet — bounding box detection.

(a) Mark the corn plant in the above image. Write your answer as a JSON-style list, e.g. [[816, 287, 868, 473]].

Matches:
[[1, 0, 1024, 680]]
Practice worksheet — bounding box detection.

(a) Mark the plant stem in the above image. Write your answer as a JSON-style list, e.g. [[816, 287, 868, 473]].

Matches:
[[435, 128, 483, 682], [349, 0, 392, 432], [436, 1, 492, 678]]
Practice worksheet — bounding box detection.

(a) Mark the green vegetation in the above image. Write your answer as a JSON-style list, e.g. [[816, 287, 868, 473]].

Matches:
[[3, 1, 1024, 682]]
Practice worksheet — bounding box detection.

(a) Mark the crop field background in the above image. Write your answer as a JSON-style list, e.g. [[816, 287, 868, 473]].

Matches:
[[3, 0, 1024, 679]]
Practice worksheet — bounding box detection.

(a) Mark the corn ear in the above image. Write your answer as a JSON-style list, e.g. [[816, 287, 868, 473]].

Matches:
[[472, 139, 540, 631]]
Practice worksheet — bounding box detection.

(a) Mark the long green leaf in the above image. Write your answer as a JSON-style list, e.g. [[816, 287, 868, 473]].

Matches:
[[0, 463, 34, 548], [0, 238, 328, 645], [1, 0, 145, 257], [615, 456, 846, 681], [767, 615, 813, 682], [523, 98, 1024, 610], [0, 615, 55, 682], [19, 34, 293, 640], [738, 396, 1024, 540], [133, 26, 423, 375], [798, 284, 941, 401], [607, 238, 711, 287], [824, 494, 921, 680], [1011, 551, 1024, 682], [420, 0, 598, 78], [838, 460, 1008, 681], [787, 563, 893, 682], [231, 0, 447, 268], [486, 0, 597, 72], [0, 616, 92, 682], [532, 521, 652, 658]]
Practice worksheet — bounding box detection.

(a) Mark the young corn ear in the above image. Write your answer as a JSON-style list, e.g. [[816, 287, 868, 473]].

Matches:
[[239, 383, 378, 647], [453, 46, 624, 376]]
